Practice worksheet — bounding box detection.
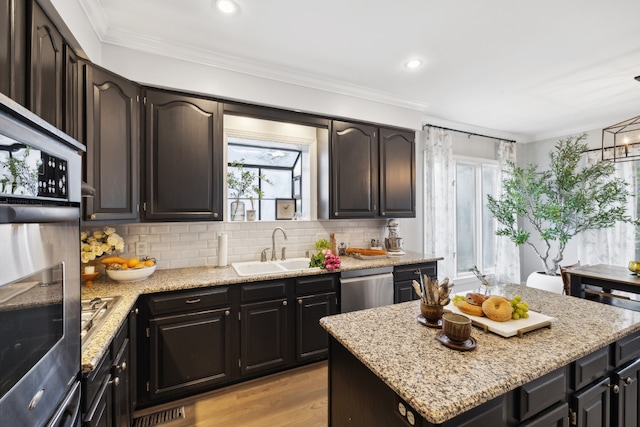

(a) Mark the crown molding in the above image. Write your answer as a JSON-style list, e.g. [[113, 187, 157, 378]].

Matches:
[[97, 27, 431, 113], [77, 0, 110, 37]]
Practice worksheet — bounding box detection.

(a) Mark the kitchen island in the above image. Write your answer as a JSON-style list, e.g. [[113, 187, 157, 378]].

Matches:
[[320, 284, 640, 426]]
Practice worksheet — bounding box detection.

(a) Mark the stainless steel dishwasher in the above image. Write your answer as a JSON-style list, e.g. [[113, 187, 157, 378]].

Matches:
[[340, 266, 394, 313]]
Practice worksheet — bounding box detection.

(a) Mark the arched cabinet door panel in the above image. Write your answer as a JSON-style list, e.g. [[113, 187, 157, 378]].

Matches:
[[143, 88, 223, 221]]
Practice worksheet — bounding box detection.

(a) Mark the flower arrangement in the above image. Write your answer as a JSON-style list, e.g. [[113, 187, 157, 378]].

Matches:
[[81, 226, 125, 264], [309, 238, 341, 271]]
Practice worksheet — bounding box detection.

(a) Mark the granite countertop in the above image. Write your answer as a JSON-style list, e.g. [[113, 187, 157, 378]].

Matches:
[[80, 251, 441, 373], [320, 284, 640, 425]]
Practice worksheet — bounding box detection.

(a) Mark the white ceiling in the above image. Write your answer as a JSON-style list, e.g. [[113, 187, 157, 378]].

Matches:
[[79, 0, 640, 142]]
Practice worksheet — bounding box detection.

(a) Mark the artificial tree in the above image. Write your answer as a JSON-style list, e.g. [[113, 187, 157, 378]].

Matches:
[[488, 133, 635, 276]]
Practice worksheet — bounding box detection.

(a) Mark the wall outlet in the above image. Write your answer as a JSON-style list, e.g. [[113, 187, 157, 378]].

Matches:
[[135, 241, 148, 257]]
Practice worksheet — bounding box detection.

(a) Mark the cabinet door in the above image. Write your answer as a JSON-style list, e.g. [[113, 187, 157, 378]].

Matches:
[[83, 376, 112, 427], [111, 338, 130, 427], [570, 377, 610, 427], [240, 299, 289, 376], [63, 45, 83, 142], [144, 88, 223, 221], [296, 292, 336, 362], [612, 358, 640, 427], [394, 280, 419, 303], [0, 0, 27, 105], [29, 2, 63, 129], [331, 121, 378, 218], [85, 64, 140, 221], [148, 308, 232, 402], [379, 128, 415, 218]]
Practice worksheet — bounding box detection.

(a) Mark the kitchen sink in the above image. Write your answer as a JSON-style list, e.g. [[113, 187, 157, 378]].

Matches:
[[231, 258, 318, 277]]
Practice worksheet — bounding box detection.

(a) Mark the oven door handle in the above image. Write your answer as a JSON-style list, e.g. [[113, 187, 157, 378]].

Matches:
[[0, 205, 79, 223]]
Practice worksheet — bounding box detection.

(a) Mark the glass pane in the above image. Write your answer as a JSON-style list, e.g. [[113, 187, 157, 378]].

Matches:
[[456, 164, 476, 273], [261, 199, 276, 221], [228, 141, 299, 168], [482, 166, 497, 270], [262, 169, 292, 199]]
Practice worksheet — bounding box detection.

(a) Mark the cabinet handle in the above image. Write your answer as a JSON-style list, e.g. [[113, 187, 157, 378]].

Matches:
[[621, 376, 633, 385], [109, 377, 120, 387], [298, 299, 302, 305], [115, 362, 126, 371], [608, 384, 620, 393], [334, 212, 339, 216], [225, 310, 230, 316], [283, 300, 287, 306], [90, 214, 96, 220], [214, 212, 219, 218], [185, 298, 201, 304]]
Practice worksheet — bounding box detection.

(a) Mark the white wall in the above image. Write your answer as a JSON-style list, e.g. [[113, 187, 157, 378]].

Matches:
[[517, 129, 602, 281]]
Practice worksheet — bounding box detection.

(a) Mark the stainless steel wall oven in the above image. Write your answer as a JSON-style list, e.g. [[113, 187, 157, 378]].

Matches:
[[0, 94, 84, 427]]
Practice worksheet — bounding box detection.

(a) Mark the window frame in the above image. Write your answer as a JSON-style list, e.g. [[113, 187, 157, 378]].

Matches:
[[453, 155, 498, 281]]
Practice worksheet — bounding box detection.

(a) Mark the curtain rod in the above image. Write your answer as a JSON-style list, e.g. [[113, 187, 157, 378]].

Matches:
[[423, 124, 517, 144]]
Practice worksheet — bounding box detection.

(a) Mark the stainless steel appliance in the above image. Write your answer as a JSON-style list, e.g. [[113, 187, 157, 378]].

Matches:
[[340, 267, 394, 313], [0, 94, 84, 426], [384, 218, 404, 253], [81, 296, 122, 349]]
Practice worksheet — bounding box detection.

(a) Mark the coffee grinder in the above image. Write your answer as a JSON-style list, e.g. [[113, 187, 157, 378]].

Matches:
[[384, 219, 404, 254]]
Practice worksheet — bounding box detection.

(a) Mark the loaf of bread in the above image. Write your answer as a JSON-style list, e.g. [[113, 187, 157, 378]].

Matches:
[[345, 247, 388, 256]]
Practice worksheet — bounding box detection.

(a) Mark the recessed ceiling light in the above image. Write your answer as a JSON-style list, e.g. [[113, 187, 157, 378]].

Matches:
[[216, 0, 239, 15], [404, 59, 423, 70]]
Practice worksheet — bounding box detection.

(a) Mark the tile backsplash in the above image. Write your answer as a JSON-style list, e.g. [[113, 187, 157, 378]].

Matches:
[[84, 220, 388, 270]]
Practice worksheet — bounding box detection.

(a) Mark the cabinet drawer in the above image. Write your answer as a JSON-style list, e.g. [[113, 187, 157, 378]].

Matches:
[[571, 346, 609, 390], [519, 367, 567, 421], [147, 287, 229, 315], [295, 275, 336, 295], [612, 329, 640, 367], [393, 262, 436, 282], [519, 402, 569, 427], [240, 280, 288, 303]]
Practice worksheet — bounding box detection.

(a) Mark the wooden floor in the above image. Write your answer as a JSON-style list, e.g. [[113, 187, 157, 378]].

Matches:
[[133, 361, 328, 427]]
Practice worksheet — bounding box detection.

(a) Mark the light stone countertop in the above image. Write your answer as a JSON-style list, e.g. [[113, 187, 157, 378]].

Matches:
[[80, 251, 442, 373], [320, 284, 640, 424]]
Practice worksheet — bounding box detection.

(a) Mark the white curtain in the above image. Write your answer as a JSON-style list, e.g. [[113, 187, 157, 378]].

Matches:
[[577, 153, 636, 266], [494, 141, 521, 284], [423, 127, 455, 278]]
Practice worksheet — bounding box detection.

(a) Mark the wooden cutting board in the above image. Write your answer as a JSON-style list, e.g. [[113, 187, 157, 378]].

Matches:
[[445, 302, 557, 338]]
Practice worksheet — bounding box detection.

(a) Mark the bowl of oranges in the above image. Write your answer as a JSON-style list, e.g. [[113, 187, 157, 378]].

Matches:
[[103, 256, 157, 282]]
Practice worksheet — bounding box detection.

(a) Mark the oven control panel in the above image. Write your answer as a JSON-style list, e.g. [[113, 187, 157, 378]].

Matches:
[[38, 152, 67, 199]]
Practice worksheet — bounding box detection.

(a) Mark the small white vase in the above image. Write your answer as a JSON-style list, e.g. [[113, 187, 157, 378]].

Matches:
[[246, 210, 256, 221], [526, 271, 564, 294]]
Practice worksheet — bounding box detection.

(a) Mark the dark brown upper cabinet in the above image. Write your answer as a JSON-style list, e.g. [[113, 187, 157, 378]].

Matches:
[[143, 88, 223, 221], [63, 44, 83, 142], [85, 64, 140, 222], [328, 120, 415, 219], [379, 128, 415, 218], [29, 1, 63, 129], [0, 0, 27, 106], [330, 121, 379, 218]]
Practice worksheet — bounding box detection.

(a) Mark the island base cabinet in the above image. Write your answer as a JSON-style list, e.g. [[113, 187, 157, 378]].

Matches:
[[569, 377, 611, 427], [612, 358, 640, 427]]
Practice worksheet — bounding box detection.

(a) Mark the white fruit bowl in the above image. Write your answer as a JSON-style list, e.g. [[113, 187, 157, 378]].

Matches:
[[106, 265, 156, 282]]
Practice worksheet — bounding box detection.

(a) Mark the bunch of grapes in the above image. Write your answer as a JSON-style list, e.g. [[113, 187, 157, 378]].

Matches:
[[452, 294, 466, 306], [323, 252, 341, 271], [510, 295, 529, 320]]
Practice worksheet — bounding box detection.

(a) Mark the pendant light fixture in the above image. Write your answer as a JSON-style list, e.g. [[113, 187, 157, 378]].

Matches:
[[601, 77, 640, 162]]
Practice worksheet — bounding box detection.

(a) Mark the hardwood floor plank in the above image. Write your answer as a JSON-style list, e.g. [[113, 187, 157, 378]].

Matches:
[[134, 362, 328, 427]]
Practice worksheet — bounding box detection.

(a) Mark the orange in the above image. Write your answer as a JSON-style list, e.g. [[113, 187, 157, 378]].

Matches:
[[144, 259, 155, 267], [121, 263, 129, 270], [127, 257, 140, 268]]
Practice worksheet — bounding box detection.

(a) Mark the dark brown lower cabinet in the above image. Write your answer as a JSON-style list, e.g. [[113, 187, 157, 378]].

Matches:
[[296, 292, 336, 362], [393, 262, 437, 303], [240, 299, 289, 376], [148, 308, 232, 401], [612, 358, 640, 427]]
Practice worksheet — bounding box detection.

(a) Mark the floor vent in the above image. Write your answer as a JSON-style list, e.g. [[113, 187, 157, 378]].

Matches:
[[132, 406, 186, 427]]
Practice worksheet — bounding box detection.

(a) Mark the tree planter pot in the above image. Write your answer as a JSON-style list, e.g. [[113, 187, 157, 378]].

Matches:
[[246, 210, 256, 221], [526, 271, 564, 294]]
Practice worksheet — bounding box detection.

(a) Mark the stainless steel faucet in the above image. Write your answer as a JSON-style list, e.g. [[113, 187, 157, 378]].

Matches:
[[271, 227, 287, 261]]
